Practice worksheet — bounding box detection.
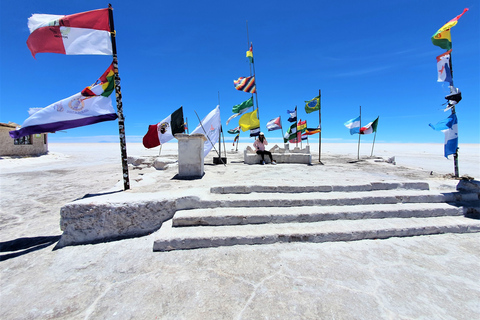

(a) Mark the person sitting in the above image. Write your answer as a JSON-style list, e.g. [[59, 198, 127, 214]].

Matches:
[[253, 132, 276, 165]]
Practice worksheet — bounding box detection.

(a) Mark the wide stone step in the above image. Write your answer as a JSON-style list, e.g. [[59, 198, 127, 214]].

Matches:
[[172, 203, 472, 227], [153, 216, 480, 251], [210, 181, 430, 194], [175, 190, 479, 211]]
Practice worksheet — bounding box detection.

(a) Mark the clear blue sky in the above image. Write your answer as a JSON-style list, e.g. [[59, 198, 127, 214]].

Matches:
[[1, 0, 479, 144]]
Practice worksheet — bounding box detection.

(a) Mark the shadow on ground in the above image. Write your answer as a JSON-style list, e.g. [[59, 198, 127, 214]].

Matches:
[[0, 236, 61, 261]]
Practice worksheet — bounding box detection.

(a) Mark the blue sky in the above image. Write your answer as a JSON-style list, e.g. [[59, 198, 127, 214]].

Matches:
[[0, 0, 479, 144]]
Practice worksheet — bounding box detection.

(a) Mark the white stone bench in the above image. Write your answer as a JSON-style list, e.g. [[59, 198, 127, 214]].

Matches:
[[243, 144, 312, 165]]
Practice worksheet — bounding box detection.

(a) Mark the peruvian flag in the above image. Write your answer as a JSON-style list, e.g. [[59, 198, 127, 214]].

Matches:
[[26, 8, 112, 58]]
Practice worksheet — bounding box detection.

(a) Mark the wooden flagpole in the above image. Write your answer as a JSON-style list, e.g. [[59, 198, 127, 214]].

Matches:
[[108, 4, 130, 190], [449, 54, 459, 177], [357, 105, 361, 160]]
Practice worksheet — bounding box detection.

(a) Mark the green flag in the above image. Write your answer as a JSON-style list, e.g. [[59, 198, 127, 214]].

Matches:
[[232, 97, 253, 114], [283, 123, 297, 143], [305, 96, 320, 114]]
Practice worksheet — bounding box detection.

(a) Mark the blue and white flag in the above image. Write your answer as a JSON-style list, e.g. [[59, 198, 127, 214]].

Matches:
[[344, 116, 360, 135], [287, 108, 297, 122], [429, 113, 458, 158]]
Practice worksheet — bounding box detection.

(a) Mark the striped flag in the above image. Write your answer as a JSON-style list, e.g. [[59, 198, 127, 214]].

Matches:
[[234, 76, 256, 94], [26, 8, 112, 58], [429, 113, 458, 158], [344, 116, 360, 135], [284, 123, 297, 143], [304, 125, 321, 135], [266, 117, 282, 131]]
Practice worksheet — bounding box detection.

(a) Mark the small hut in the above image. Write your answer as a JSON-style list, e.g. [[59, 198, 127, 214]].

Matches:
[[0, 122, 48, 156]]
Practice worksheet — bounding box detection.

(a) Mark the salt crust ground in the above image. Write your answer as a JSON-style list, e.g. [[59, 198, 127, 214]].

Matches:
[[0, 142, 479, 319]]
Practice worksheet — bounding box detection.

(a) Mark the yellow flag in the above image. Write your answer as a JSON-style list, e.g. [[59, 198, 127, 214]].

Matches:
[[238, 109, 259, 132]]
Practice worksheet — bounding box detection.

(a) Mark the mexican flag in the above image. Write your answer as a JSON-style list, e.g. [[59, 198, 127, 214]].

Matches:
[[360, 117, 379, 135]]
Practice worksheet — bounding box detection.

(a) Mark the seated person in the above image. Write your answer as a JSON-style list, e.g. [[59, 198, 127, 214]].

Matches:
[[253, 132, 276, 165]]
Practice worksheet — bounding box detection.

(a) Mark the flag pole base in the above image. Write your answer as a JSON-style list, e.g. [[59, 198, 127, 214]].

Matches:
[[213, 157, 227, 165]]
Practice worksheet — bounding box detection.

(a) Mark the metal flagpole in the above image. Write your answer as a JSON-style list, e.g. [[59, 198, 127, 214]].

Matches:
[[194, 110, 226, 166], [246, 21, 259, 120], [370, 130, 377, 157], [357, 105, 361, 160], [108, 4, 130, 190], [318, 89, 323, 164], [279, 115, 284, 143]]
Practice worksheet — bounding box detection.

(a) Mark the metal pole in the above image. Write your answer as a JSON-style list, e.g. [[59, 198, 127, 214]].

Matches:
[[370, 130, 377, 157], [357, 105, 361, 160], [108, 4, 130, 190], [279, 115, 284, 144]]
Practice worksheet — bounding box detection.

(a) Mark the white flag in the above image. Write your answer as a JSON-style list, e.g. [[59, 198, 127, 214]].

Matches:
[[191, 105, 221, 157]]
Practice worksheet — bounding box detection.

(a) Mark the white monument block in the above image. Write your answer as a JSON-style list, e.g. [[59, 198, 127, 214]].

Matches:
[[175, 134, 207, 177]]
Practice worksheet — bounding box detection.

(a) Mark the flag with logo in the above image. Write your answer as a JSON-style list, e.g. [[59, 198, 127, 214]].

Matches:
[[360, 117, 379, 135], [234, 76, 256, 94], [238, 109, 260, 132], [191, 105, 222, 157], [436, 50, 453, 84], [431, 8, 469, 50], [142, 107, 185, 148], [26, 8, 113, 58], [344, 116, 360, 135], [266, 117, 282, 131], [10, 64, 117, 139], [305, 96, 320, 114], [429, 113, 458, 158]]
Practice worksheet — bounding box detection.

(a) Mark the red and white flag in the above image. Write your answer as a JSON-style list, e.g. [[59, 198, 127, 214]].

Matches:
[[26, 8, 112, 58]]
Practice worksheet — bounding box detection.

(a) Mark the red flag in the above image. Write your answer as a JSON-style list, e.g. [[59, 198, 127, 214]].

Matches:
[[26, 8, 112, 58]]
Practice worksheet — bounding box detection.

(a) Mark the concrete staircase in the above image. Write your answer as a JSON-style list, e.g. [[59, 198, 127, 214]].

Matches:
[[153, 182, 480, 251]]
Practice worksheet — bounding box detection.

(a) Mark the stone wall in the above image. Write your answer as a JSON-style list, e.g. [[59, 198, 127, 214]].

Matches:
[[56, 194, 179, 248]]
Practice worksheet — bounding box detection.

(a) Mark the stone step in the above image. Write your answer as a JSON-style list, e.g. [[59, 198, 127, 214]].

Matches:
[[172, 203, 475, 227], [153, 216, 480, 251], [210, 181, 430, 194], [175, 190, 479, 211]]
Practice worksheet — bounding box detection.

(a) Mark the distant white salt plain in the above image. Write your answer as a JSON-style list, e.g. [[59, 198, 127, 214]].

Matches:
[[1, 142, 478, 179]]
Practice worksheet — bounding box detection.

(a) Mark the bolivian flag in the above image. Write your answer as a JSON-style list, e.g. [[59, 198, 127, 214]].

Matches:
[[431, 8, 469, 50]]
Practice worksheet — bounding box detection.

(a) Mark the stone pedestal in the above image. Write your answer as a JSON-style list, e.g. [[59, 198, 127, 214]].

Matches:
[[175, 134, 207, 177]]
